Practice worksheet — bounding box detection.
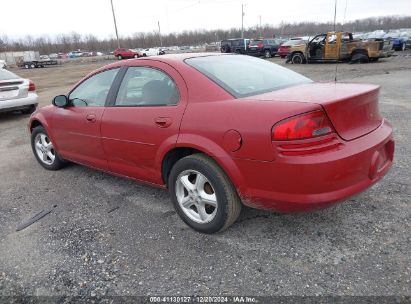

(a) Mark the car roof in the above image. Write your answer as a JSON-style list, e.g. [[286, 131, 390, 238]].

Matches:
[[99, 52, 230, 72], [86, 53, 245, 83]]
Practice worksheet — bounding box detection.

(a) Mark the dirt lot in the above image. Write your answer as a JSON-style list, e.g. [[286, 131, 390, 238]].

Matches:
[[0, 53, 410, 300]]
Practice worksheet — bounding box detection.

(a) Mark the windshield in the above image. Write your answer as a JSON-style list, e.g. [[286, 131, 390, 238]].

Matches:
[[283, 39, 306, 46], [0, 69, 20, 81], [186, 55, 312, 98]]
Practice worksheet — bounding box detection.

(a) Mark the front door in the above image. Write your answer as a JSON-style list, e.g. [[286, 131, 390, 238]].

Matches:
[[52, 68, 120, 169], [101, 61, 188, 184], [308, 34, 326, 60]]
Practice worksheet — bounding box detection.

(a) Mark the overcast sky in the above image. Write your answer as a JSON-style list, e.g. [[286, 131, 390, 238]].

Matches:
[[1, 0, 411, 39]]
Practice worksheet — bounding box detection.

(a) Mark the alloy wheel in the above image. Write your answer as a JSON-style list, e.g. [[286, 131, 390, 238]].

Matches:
[[175, 170, 218, 224], [34, 133, 55, 165]]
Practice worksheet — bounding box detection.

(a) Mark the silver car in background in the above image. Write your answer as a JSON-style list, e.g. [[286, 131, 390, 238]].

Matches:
[[0, 69, 38, 114]]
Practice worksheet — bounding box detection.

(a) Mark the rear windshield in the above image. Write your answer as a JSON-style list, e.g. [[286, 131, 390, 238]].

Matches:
[[186, 55, 312, 98], [0, 69, 19, 81]]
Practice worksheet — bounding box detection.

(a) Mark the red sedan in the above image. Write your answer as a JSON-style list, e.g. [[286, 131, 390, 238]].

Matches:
[[113, 48, 141, 59], [28, 53, 394, 233]]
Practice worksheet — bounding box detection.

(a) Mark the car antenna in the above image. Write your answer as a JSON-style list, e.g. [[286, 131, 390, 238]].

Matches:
[[333, 0, 338, 82]]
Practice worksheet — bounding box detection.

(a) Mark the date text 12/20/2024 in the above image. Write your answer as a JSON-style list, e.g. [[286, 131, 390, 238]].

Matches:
[[149, 296, 257, 303]]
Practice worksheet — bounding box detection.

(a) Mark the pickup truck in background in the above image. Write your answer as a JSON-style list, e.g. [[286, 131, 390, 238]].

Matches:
[[287, 31, 394, 64]]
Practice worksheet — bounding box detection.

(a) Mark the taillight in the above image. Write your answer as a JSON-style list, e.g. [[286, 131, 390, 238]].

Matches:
[[258, 43, 263, 48], [28, 80, 36, 91], [272, 111, 334, 141]]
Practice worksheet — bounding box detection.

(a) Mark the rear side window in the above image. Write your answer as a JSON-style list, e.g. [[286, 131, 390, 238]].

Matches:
[[186, 55, 312, 98], [69, 68, 119, 107], [115, 67, 179, 106]]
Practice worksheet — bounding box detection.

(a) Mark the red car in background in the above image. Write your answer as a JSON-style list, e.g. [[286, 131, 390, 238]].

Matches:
[[278, 38, 307, 58], [113, 48, 141, 59], [28, 53, 394, 233]]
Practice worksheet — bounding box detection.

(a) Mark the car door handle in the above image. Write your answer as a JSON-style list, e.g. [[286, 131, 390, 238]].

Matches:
[[86, 114, 96, 123], [154, 117, 172, 128]]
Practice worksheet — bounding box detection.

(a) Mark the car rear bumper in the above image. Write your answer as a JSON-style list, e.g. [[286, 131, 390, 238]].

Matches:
[[378, 49, 395, 58], [235, 120, 394, 212], [248, 49, 264, 56], [0, 93, 38, 112]]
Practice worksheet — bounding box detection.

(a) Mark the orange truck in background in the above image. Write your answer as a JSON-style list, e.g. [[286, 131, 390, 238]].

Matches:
[[287, 31, 394, 64]]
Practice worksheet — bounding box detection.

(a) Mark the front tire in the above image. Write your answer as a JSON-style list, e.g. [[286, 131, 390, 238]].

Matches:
[[264, 50, 271, 58], [31, 126, 65, 170], [168, 154, 242, 233], [291, 53, 304, 64], [117, 55, 123, 60]]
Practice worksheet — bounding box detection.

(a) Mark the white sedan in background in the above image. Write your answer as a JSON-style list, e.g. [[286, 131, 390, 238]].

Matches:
[[140, 48, 165, 56], [0, 69, 38, 114], [0, 60, 7, 69]]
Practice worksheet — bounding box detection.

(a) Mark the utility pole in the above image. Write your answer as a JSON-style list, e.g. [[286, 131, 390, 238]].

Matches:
[[241, 4, 244, 38], [259, 15, 262, 38], [158, 21, 163, 47], [110, 0, 120, 48]]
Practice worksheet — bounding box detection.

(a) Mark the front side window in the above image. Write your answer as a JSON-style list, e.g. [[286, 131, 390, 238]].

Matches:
[[186, 55, 312, 98], [115, 67, 179, 106], [69, 68, 119, 107]]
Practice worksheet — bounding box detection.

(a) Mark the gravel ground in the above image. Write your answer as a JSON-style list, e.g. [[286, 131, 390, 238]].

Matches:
[[0, 52, 410, 301]]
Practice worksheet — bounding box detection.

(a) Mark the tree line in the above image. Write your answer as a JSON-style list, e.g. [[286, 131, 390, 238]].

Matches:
[[1, 15, 410, 55]]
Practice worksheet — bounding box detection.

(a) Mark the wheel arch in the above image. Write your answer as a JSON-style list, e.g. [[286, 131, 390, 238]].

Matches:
[[29, 119, 43, 132], [350, 48, 369, 58], [28, 114, 60, 151], [159, 136, 246, 196]]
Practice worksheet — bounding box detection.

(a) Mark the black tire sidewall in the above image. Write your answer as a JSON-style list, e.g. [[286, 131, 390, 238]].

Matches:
[[31, 126, 64, 170], [292, 53, 303, 64], [168, 156, 231, 233]]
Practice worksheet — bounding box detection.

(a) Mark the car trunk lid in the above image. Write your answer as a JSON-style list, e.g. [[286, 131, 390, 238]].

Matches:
[[252, 82, 382, 141], [0, 79, 27, 101]]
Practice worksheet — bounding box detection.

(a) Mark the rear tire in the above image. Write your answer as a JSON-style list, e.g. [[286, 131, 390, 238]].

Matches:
[[134, 54, 138, 58], [31, 126, 66, 171], [168, 154, 242, 233], [264, 50, 271, 58], [117, 55, 122, 60], [350, 53, 369, 64]]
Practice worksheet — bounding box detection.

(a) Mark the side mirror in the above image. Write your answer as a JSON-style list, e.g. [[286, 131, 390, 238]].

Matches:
[[52, 95, 69, 108]]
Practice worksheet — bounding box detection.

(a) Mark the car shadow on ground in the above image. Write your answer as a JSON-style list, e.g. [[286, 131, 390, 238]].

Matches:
[[0, 111, 31, 123]]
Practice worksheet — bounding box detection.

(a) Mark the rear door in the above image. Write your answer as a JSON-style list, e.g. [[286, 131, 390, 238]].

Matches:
[[101, 61, 188, 184], [52, 68, 120, 169]]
